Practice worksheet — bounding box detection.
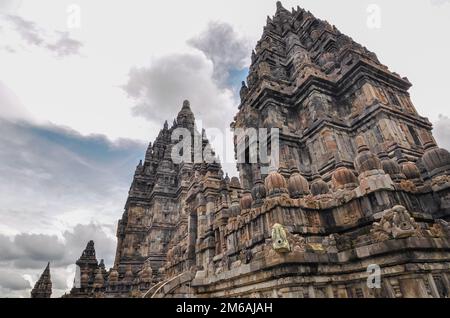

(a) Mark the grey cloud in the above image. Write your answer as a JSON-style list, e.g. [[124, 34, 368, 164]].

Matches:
[[0, 287, 29, 298], [430, 0, 450, 6], [0, 89, 142, 293], [122, 22, 250, 130], [122, 52, 236, 129], [0, 235, 21, 260], [434, 114, 450, 150], [188, 21, 251, 87], [51, 269, 70, 290], [0, 224, 115, 270], [0, 119, 145, 184], [13, 234, 66, 266], [4, 14, 44, 46], [0, 270, 31, 291], [1, 13, 82, 57], [62, 223, 117, 268], [45, 31, 83, 57]]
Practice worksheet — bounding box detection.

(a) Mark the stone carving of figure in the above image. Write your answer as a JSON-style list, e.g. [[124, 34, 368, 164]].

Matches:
[[322, 234, 338, 253], [271, 223, 291, 253], [291, 234, 307, 253], [318, 52, 339, 74], [427, 219, 450, 238], [257, 61, 271, 77], [240, 81, 249, 101], [292, 47, 311, 69], [241, 247, 253, 264], [286, 33, 298, 51], [371, 205, 420, 242]]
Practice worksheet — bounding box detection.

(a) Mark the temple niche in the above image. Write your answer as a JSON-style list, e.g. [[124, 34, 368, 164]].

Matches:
[[61, 1, 450, 299]]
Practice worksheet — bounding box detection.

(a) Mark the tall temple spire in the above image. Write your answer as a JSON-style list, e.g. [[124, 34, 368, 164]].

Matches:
[[31, 262, 52, 298]]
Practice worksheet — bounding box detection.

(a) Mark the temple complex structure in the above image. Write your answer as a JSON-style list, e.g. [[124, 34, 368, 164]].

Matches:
[[60, 2, 450, 298]]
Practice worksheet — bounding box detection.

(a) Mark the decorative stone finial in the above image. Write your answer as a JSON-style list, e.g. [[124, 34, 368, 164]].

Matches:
[[265, 168, 288, 197], [420, 131, 450, 178], [378, 150, 406, 183], [332, 154, 359, 191], [402, 161, 421, 181], [124, 264, 134, 282], [240, 190, 253, 210], [310, 166, 330, 196], [354, 135, 382, 174], [287, 160, 310, 199], [93, 267, 105, 289], [240, 81, 249, 101], [230, 176, 242, 189], [108, 267, 119, 284]]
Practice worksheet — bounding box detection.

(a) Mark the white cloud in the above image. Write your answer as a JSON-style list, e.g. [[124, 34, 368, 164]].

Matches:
[[123, 52, 237, 130], [188, 21, 251, 87], [0, 80, 31, 120], [0, 270, 31, 290], [434, 115, 450, 150]]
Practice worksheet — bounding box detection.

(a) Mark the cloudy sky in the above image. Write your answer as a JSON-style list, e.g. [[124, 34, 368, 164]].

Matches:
[[0, 0, 449, 298]]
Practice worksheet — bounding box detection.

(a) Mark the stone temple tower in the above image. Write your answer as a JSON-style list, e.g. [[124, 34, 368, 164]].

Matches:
[[233, 1, 438, 188], [104, 100, 220, 297], [31, 263, 52, 298], [66, 2, 450, 298]]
